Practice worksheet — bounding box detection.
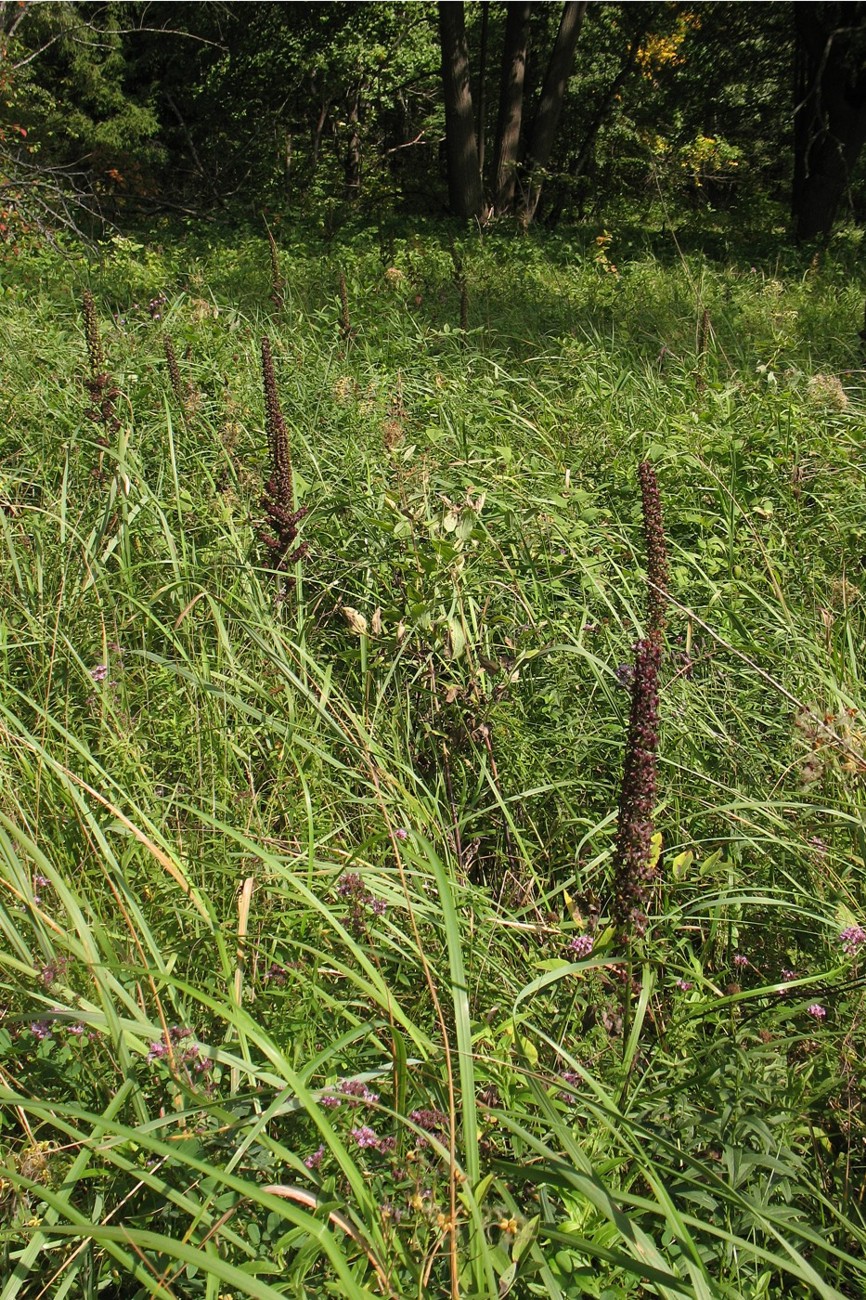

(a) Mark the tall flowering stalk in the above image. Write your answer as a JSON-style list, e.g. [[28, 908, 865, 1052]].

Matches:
[[640, 459, 669, 641], [612, 461, 669, 940], [258, 337, 308, 576], [338, 271, 352, 340], [163, 334, 184, 403], [82, 290, 120, 475], [163, 334, 199, 414]]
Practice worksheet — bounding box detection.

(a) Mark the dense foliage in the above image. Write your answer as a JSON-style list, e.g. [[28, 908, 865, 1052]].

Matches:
[[2, 2, 865, 236]]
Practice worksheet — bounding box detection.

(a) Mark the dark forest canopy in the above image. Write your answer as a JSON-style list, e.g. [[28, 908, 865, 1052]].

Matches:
[[1, 0, 865, 241]]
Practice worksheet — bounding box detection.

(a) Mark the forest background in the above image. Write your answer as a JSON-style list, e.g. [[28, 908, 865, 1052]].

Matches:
[[2, 0, 866, 244]]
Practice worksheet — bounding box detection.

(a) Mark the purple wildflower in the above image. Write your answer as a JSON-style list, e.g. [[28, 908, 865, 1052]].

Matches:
[[41, 958, 68, 986], [351, 1125, 379, 1148], [394, 827, 409, 841], [568, 934, 594, 958], [733, 954, 748, 968], [807, 1004, 827, 1019], [30, 1021, 52, 1040], [67, 1023, 85, 1036], [409, 1108, 448, 1133], [320, 1094, 341, 1109], [90, 664, 109, 682], [675, 978, 693, 991], [338, 1079, 379, 1104], [304, 1145, 325, 1170], [147, 1041, 169, 1062], [841, 925, 866, 956]]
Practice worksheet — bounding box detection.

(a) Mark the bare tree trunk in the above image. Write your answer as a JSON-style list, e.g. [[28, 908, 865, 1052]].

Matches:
[[519, 0, 587, 226], [492, 0, 532, 214], [476, 1, 490, 178], [793, 2, 866, 240], [438, 0, 484, 219]]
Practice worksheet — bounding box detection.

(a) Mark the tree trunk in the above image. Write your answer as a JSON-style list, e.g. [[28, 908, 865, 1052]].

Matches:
[[438, 0, 484, 219], [492, 0, 532, 214], [476, 1, 490, 178], [793, 2, 866, 240], [519, 0, 587, 225]]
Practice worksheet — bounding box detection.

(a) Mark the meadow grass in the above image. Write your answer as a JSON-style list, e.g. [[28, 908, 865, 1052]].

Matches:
[[0, 217, 864, 1297]]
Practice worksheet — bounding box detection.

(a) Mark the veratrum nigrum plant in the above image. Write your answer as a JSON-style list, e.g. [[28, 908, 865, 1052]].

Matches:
[[258, 336, 308, 578], [338, 270, 352, 340], [611, 460, 669, 940], [162, 333, 184, 404], [82, 289, 120, 476]]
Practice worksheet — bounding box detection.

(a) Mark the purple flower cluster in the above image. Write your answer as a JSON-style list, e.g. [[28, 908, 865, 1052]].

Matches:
[[147, 1025, 212, 1075], [30, 1016, 97, 1042], [675, 978, 693, 991], [338, 1078, 380, 1105], [41, 958, 69, 987], [568, 934, 594, 958], [336, 872, 387, 933], [733, 954, 748, 968], [807, 1004, 827, 1020], [304, 1144, 325, 1170], [348, 1126, 396, 1153], [558, 1070, 581, 1101], [409, 1108, 449, 1146], [841, 925, 866, 956]]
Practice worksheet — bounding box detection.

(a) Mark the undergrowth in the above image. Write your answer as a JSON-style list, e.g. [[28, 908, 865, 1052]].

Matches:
[[0, 218, 864, 1298]]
